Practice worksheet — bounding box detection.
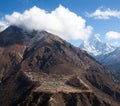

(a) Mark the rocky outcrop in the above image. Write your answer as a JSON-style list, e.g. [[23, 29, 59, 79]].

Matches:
[[19, 92, 112, 106]]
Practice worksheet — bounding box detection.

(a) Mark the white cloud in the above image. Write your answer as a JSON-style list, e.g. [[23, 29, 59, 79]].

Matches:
[[105, 31, 120, 40], [5, 5, 93, 40], [87, 8, 120, 19]]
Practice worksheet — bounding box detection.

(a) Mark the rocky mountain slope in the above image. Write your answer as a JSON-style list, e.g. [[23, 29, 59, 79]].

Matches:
[[0, 26, 120, 106]]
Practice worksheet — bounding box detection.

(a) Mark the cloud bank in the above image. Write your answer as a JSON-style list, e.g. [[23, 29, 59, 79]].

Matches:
[[87, 8, 120, 19], [105, 31, 120, 40], [5, 5, 93, 40]]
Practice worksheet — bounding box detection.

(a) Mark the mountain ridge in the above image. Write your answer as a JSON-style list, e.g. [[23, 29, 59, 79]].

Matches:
[[80, 35, 116, 56], [0, 26, 120, 106], [80, 34, 120, 80]]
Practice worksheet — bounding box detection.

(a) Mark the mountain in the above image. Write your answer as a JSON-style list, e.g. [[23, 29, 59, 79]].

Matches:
[[97, 47, 120, 79], [80, 35, 120, 80], [80, 35, 115, 56], [0, 26, 120, 106], [0, 22, 8, 32]]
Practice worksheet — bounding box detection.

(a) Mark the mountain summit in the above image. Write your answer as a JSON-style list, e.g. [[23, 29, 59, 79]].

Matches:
[[80, 35, 115, 56], [0, 26, 120, 106]]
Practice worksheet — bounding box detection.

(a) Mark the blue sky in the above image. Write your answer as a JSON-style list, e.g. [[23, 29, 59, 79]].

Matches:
[[0, 0, 120, 46]]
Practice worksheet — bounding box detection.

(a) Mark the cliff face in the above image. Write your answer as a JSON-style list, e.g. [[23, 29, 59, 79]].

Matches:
[[0, 26, 120, 106], [19, 92, 111, 106]]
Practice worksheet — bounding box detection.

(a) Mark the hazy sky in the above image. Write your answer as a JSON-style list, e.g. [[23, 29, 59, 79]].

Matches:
[[0, 0, 120, 46]]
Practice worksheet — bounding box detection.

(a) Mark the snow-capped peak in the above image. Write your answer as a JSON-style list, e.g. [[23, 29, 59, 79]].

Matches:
[[80, 35, 116, 56], [0, 21, 8, 32], [94, 34, 101, 42]]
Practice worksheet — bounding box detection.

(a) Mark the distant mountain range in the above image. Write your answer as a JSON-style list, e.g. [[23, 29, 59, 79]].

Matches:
[[80, 35, 120, 79], [80, 35, 116, 56], [97, 47, 120, 79], [0, 26, 120, 106]]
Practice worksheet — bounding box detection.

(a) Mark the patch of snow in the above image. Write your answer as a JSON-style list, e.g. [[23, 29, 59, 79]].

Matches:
[[80, 35, 116, 56]]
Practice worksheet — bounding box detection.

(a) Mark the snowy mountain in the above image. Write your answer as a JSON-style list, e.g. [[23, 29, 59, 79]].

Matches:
[[80, 35, 116, 56], [98, 47, 120, 64], [0, 22, 8, 32], [80, 34, 120, 79], [97, 47, 120, 79]]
